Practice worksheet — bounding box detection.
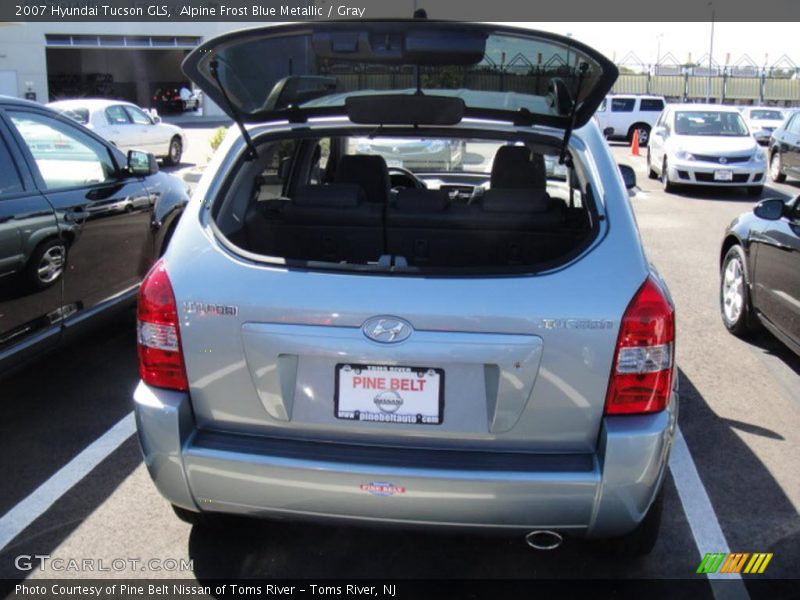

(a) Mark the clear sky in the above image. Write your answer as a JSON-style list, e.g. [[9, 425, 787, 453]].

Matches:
[[510, 23, 799, 68]]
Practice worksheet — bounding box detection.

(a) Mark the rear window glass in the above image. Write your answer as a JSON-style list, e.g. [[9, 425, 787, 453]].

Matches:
[[194, 27, 609, 120], [640, 99, 664, 111], [57, 108, 90, 125], [750, 109, 783, 120], [611, 98, 635, 112]]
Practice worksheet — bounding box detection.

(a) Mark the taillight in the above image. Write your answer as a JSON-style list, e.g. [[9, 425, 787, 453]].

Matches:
[[605, 277, 675, 415], [137, 259, 188, 391]]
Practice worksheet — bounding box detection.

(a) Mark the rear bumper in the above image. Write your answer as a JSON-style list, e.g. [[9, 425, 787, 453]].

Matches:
[[134, 381, 678, 538]]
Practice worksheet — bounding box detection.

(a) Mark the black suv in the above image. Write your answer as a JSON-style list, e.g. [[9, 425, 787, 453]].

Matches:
[[0, 96, 188, 373]]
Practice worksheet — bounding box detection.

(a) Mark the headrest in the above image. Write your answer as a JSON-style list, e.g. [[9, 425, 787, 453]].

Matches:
[[293, 184, 364, 208], [490, 146, 547, 189], [334, 155, 390, 203], [481, 189, 551, 213], [395, 188, 449, 212]]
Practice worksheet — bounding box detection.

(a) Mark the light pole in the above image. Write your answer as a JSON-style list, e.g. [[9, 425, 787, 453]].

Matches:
[[706, 3, 715, 103], [655, 33, 664, 72]]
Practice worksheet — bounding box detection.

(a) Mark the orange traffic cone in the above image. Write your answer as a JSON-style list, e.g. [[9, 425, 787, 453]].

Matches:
[[631, 129, 640, 156]]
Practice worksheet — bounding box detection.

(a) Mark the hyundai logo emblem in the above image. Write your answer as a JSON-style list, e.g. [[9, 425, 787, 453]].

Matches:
[[362, 316, 413, 343], [719, 157, 727, 164]]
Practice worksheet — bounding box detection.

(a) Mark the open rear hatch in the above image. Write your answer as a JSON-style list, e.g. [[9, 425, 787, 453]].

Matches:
[[182, 21, 618, 129], [174, 22, 627, 455]]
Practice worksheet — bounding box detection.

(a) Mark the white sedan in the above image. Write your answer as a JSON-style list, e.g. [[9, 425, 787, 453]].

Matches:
[[48, 99, 186, 166], [647, 104, 767, 196], [739, 106, 784, 145]]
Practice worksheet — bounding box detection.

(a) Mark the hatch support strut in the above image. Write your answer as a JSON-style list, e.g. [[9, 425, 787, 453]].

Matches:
[[559, 62, 588, 165], [210, 59, 258, 160]]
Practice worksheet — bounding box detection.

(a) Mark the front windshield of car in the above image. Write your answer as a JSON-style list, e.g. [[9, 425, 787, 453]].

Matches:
[[348, 138, 568, 178], [674, 111, 749, 136], [750, 109, 783, 120]]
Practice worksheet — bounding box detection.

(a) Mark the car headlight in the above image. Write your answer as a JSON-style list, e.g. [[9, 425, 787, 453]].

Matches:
[[752, 148, 766, 162], [675, 150, 695, 161]]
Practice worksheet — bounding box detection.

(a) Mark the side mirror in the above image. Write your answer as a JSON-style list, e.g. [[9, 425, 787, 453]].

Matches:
[[618, 164, 637, 190], [128, 149, 158, 176], [753, 198, 786, 221], [652, 126, 666, 138]]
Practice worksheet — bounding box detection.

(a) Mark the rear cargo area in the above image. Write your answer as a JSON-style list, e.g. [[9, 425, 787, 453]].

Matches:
[[211, 133, 598, 271]]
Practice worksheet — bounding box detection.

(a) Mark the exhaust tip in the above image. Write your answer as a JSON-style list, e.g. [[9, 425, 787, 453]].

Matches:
[[525, 530, 563, 551]]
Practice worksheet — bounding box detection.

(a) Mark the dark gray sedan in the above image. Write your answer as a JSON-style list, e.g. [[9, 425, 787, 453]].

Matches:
[[720, 196, 800, 356]]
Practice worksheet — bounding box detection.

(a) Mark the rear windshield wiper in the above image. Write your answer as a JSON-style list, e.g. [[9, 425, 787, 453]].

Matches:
[[209, 58, 258, 160]]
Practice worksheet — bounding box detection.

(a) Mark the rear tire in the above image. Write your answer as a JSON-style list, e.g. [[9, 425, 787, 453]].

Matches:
[[26, 238, 67, 290], [769, 151, 786, 183], [720, 244, 760, 337], [163, 136, 182, 166], [605, 487, 664, 556], [630, 123, 651, 147]]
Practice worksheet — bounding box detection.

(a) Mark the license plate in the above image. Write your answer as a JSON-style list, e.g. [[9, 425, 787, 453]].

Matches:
[[714, 170, 733, 181], [334, 364, 444, 425]]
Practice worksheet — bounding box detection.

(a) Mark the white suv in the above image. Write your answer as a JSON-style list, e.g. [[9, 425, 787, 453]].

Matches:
[[594, 95, 666, 147]]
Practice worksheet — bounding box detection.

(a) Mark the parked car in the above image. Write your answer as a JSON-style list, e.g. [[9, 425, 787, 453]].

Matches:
[[767, 109, 800, 183], [739, 106, 784, 145], [720, 196, 800, 356], [353, 137, 466, 171], [647, 104, 767, 195], [134, 22, 677, 556], [593, 94, 666, 147], [0, 96, 188, 374], [47, 99, 186, 166], [152, 86, 201, 113]]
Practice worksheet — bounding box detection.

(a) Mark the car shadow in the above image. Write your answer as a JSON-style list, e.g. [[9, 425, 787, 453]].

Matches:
[[0, 316, 143, 580], [741, 328, 800, 377], [675, 368, 800, 590]]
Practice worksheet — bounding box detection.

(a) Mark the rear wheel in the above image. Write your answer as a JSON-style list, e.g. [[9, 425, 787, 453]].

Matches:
[[163, 136, 182, 166], [26, 238, 67, 290], [769, 151, 786, 183], [720, 244, 759, 337], [630, 123, 651, 147], [605, 487, 664, 556]]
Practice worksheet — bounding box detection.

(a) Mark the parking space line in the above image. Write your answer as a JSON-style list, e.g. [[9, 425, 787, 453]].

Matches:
[[0, 412, 136, 552], [670, 426, 750, 600]]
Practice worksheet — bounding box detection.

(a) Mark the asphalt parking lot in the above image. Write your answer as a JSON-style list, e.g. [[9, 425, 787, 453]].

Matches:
[[0, 135, 798, 597]]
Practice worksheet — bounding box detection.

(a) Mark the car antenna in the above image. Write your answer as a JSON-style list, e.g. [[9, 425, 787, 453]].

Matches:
[[559, 62, 589, 165], [209, 58, 258, 160]]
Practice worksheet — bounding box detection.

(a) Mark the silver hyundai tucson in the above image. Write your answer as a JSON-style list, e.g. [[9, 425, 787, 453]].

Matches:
[[134, 21, 678, 555]]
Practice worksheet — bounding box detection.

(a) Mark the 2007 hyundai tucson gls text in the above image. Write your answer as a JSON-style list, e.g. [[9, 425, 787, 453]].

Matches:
[[134, 22, 678, 555]]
